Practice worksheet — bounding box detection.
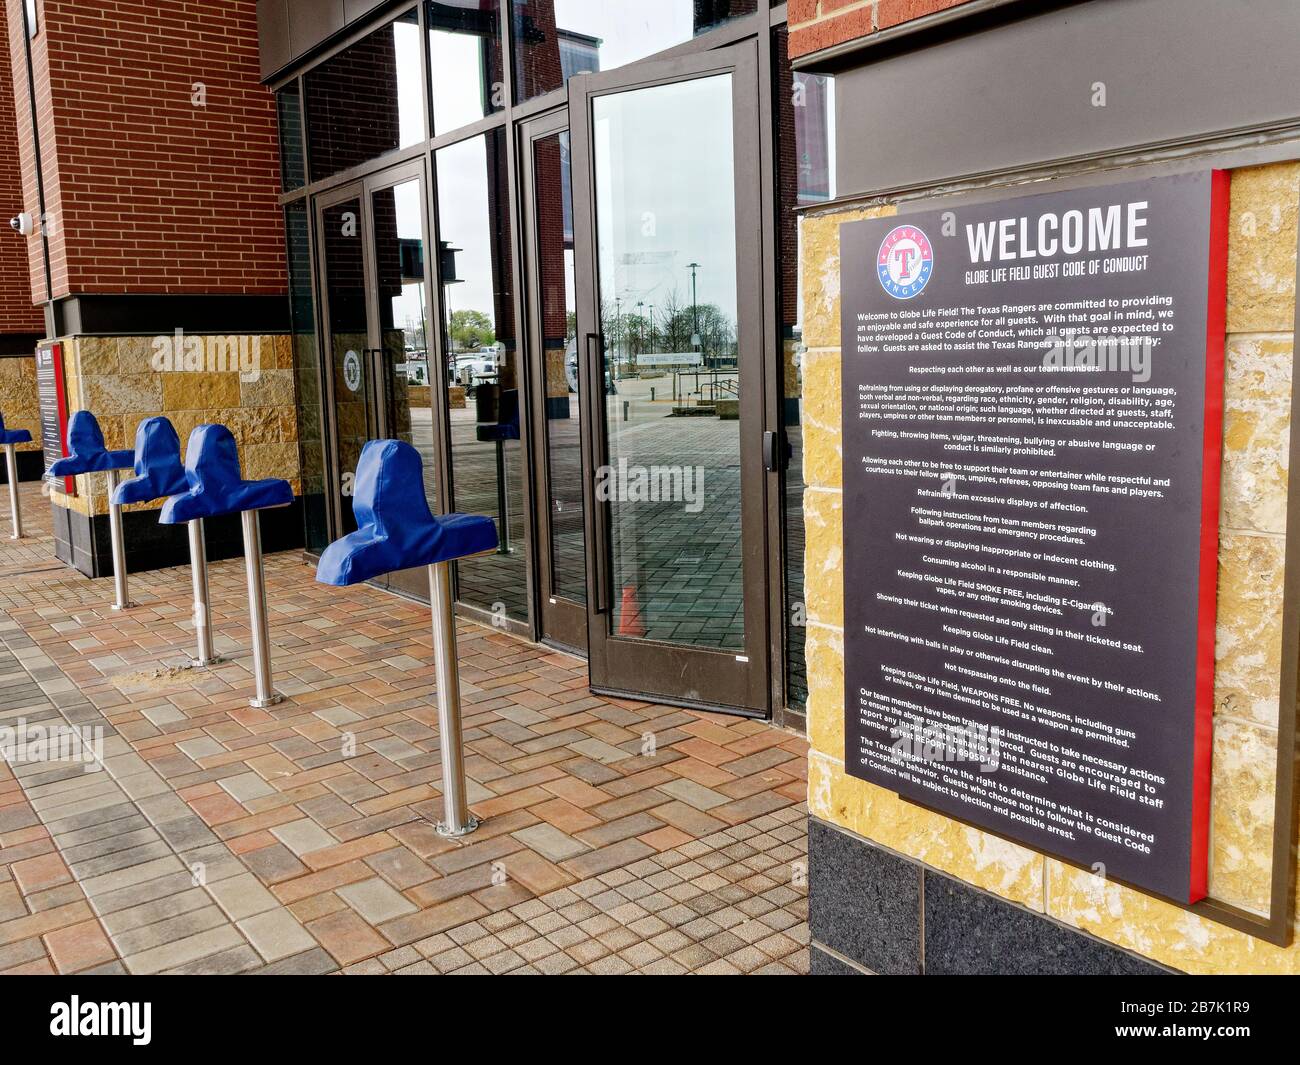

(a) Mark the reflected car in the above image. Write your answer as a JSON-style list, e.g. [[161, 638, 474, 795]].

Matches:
[[565, 341, 615, 395]]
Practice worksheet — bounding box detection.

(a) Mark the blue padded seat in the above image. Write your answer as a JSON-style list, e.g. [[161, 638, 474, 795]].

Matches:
[[317, 439, 497, 587], [47, 411, 133, 476], [159, 424, 292, 525], [0, 413, 32, 446], [113, 417, 189, 506], [475, 388, 520, 443]]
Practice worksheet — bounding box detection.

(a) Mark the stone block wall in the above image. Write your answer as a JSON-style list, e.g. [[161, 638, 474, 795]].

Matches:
[[0, 353, 40, 453], [49, 333, 300, 517], [801, 161, 1300, 973]]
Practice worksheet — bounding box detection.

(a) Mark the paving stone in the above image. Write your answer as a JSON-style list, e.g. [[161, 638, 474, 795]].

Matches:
[[511, 822, 588, 862], [207, 873, 280, 921], [271, 819, 338, 857], [238, 908, 317, 962], [336, 877, 418, 924]]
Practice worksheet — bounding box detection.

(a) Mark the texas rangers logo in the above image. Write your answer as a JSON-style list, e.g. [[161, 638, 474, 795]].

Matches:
[[877, 224, 933, 299]]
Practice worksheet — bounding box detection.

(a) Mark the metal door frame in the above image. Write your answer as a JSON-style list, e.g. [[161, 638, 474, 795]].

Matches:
[[518, 107, 588, 653], [568, 39, 770, 715]]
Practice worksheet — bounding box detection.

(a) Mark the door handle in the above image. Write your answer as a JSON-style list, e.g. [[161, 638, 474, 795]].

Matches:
[[763, 429, 791, 473], [586, 332, 610, 615]]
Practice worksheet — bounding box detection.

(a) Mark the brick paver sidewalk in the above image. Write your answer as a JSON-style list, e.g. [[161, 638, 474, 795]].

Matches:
[[0, 483, 808, 974]]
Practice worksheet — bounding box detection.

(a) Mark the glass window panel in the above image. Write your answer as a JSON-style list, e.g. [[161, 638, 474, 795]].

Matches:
[[592, 73, 744, 650], [427, 0, 504, 134], [304, 10, 424, 182], [510, 0, 758, 103], [532, 130, 584, 603], [435, 130, 526, 620], [278, 82, 305, 191], [286, 201, 328, 553], [372, 178, 436, 513]]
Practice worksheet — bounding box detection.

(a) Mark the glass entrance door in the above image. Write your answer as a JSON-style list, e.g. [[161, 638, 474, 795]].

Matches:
[[315, 160, 439, 584], [570, 41, 768, 713]]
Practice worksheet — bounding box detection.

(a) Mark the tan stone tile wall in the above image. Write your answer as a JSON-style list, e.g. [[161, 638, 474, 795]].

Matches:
[[48, 333, 300, 517], [0, 354, 40, 451], [800, 162, 1300, 972]]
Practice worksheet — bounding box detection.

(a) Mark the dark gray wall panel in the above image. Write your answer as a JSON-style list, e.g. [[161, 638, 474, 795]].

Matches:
[[344, 0, 388, 22], [258, 0, 291, 79], [288, 0, 347, 59], [835, 0, 1300, 195], [924, 873, 1174, 975], [261, 0, 400, 79], [808, 818, 922, 975]]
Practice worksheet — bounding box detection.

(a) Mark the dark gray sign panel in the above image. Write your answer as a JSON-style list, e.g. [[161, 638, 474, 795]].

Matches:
[[840, 172, 1227, 902]]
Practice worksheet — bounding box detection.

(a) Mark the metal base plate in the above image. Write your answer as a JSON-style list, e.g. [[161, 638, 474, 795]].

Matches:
[[110, 602, 137, 612], [435, 815, 480, 838], [191, 656, 225, 668], [249, 693, 284, 708]]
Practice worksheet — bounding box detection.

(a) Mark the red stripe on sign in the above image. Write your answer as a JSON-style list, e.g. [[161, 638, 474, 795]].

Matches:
[[50, 343, 74, 497], [1188, 170, 1230, 903]]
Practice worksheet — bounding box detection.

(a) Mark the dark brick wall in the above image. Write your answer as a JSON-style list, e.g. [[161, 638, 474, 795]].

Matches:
[[789, 0, 975, 59]]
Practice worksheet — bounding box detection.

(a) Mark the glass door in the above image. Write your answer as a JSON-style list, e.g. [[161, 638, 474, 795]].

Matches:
[[569, 41, 768, 713], [521, 110, 587, 652], [316, 183, 376, 537], [315, 159, 439, 582]]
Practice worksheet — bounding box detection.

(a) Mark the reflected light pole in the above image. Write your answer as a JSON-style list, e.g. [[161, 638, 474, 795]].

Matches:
[[687, 261, 702, 366]]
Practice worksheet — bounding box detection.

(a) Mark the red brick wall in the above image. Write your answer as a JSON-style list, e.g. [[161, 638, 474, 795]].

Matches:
[[0, 9, 42, 331], [5, 0, 286, 300], [789, 0, 974, 57]]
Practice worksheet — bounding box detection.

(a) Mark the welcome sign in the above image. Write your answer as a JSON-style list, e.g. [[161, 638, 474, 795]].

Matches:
[[838, 172, 1228, 903]]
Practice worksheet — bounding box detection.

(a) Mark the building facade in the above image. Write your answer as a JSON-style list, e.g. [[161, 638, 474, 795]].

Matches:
[[258, 0, 833, 731], [0, 0, 1294, 976], [792, 0, 1300, 973]]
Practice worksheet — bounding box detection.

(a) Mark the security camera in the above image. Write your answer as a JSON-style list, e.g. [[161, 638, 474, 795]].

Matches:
[[9, 213, 33, 236]]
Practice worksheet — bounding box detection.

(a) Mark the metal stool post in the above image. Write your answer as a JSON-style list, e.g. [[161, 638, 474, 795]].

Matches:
[[241, 509, 281, 708], [187, 518, 220, 666], [428, 560, 477, 836], [4, 444, 21, 540], [103, 468, 134, 611]]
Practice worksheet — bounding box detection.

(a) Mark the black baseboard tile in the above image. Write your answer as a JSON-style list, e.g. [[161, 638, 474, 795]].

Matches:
[[809, 815, 1178, 976], [808, 816, 923, 975], [810, 942, 871, 974], [49, 499, 305, 579], [923, 871, 1176, 975], [0, 451, 45, 484]]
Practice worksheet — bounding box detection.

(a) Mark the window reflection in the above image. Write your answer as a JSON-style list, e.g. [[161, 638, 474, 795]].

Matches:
[[372, 179, 435, 515], [510, 0, 758, 102], [305, 10, 424, 182], [592, 74, 744, 650], [278, 83, 305, 191], [427, 1, 504, 134], [435, 130, 526, 620]]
